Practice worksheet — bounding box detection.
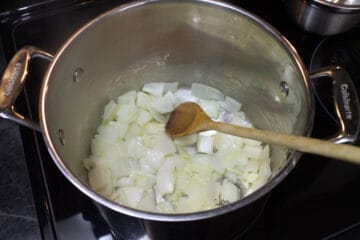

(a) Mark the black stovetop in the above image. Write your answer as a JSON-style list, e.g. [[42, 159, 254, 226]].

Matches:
[[1, 0, 360, 239]]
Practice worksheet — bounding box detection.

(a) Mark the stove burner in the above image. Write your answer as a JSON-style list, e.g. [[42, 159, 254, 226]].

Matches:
[[310, 27, 360, 143]]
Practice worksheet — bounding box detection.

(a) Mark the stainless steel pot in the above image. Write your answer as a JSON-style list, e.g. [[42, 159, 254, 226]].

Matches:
[[284, 0, 360, 35], [1, 0, 359, 239]]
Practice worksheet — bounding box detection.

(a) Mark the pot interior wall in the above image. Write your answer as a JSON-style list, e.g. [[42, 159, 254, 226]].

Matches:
[[44, 2, 309, 188]]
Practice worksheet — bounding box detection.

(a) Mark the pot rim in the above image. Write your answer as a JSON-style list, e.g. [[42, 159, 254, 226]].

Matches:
[[312, 0, 360, 11], [39, 0, 314, 222]]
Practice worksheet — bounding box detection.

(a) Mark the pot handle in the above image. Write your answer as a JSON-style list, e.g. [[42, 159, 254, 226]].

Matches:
[[310, 66, 360, 144], [0, 46, 53, 131]]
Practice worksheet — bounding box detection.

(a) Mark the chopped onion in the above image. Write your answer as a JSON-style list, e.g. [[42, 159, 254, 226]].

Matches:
[[151, 133, 176, 156], [116, 103, 138, 123], [127, 137, 146, 159], [174, 89, 198, 106], [143, 82, 165, 97], [149, 92, 175, 114], [174, 135, 197, 146], [125, 123, 142, 140], [145, 149, 165, 170], [97, 121, 128, 142], [221, 96, 242, 112], [163, 82, 179, 93], [117, 90, 137, 105], [220, 179, 240, 203], [196, 135, 214, 154], [191, 83, 224, 101], [118, 186, 144, 208], [136, 91, 151, 109], [136, 109, 153, 127], [86, 82, 272, 214], [102, 100, 118, 123], [155, 158, 176, 196], [117, 177, 134, 187], [88, 167, 112, 197], [198, 99, 220, 119]]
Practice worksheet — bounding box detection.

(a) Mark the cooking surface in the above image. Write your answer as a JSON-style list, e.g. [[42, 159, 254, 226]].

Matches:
[[1, 0, 360, 239]]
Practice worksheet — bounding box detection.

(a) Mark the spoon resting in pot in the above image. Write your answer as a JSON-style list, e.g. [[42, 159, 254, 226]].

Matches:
[[165, 102, 360, 164]]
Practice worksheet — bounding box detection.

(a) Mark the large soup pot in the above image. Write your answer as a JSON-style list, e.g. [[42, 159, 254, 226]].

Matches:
[[1, 0, 359, 239]]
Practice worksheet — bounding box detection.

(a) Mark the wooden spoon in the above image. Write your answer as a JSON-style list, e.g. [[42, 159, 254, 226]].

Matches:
[[165, 102, 360, 164]]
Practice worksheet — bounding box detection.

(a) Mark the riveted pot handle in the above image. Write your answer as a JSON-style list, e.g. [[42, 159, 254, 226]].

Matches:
[[310, 66, 360, 144], [0, 46, 53, 131]]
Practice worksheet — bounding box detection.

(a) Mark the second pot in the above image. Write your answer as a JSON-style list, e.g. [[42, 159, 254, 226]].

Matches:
[[284, 0, 360, 35]]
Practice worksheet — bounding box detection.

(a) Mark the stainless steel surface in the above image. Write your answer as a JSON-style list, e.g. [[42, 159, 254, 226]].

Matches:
[[310, 66, 360, 143], [284, 0, 360, 35], [39, 0, 312, 221], [0, 46, 53, 131]]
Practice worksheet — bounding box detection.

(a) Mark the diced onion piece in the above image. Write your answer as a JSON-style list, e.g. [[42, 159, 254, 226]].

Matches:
[[125, 123, 142, 140], [217, 149, 246, 170], [143, 82, 165, 97], [191, 83, 224, 101], [138, 158, 156, 174], [199, 130, 217, 136], [83, 158, 93, 171], [196, 135, 214, 154], [210, 157, 225, 174], [127, 137, 146, 159], [239, 137, 262, 147], [191, 154, 213, 175], [245, 172, 259, 183], [163, 82, 179, 93], [229, 112, 253, 128], [152, 133, 176, 156], [117, 90, 137, 105], [119, 186, 144, 208], [174, 89, 198, 106], [225, 171, 238, 184], [137, 191, 156, 211], [243, 158, 260, 173], [213, 132, 239, 151], [182, 146, 197, 155], [243, 145, 263, 159], [136, 109, 153, 127], [134, 173, 156, 189], [91, 136, 126, 159], [136, 91, 151, 109], [198, 99, 220, 119], [174, 135, 197, 146], [149, 110, 167, 123], [109, 151, 131, 179], [248, 145, 271, 192], [97, 121, 128, 142], [157, 200, 174, 213], [143, 122, 165, 135], [182, 181, 204, 211], [102, 100, 118, 123], [88, 167, 112, 197], [221, 96, 242, 112], [116, 103, 138, 123], [145, 149, 165, 170], [149, 92, 175, 114], [220, 179, 240, 203], [155, 158, 176, 196], [117, 177, 134, 187]]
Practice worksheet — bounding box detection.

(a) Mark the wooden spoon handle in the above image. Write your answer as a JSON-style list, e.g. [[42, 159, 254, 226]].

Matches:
[[210, 121, 360, 164]]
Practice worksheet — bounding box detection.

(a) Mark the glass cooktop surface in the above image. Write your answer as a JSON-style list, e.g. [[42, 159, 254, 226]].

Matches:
[[1, 0, 360, 239]]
